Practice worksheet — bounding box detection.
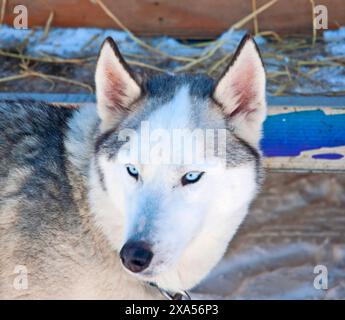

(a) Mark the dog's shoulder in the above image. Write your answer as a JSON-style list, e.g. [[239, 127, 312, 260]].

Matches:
[[0, 100, 77, 216], [0, 99, 74, 143], [0, 100, 83, 278], [0, 100, 74, 167]]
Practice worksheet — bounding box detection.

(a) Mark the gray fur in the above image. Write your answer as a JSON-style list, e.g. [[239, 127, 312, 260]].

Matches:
[[0, 100, 157, 298]]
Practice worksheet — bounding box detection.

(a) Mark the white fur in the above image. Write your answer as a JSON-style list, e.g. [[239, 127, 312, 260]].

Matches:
[[148, 86, 192, 130]]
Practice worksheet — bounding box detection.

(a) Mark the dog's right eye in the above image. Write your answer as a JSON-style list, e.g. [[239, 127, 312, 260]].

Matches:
[[181, 171, 204, 186], [126, 164, 139, 180]]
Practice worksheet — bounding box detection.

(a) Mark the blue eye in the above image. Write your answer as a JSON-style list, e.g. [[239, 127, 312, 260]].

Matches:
[[181, 171, 204, 186], [126, 164, 139, 180]]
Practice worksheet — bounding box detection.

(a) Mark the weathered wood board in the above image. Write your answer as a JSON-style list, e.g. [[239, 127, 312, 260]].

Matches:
[[0, 93, 344, 172], [264, 106, 345, 172], [2, 0, 345, 38]]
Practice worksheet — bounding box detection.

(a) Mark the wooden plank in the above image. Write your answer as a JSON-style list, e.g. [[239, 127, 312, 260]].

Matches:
[[0, 93, 96, 103], [1, 93, 344, 107], [0, 93, 344, 172], [2, 0, 345, 38]]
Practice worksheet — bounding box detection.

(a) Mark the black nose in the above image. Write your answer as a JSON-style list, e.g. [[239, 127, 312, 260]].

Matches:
[[120, 241, 153, 273]]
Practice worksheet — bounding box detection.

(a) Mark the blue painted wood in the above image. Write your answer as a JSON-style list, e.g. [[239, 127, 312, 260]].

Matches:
[[261, 110, 345, 157], [0, 93, 96, 103], [0, 93, 344, 107], [312, 153, 344, 160], [267, 96, 345, 108]]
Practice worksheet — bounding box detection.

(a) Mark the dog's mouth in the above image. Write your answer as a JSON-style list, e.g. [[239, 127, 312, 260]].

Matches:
[[119, 256, 163, 279]]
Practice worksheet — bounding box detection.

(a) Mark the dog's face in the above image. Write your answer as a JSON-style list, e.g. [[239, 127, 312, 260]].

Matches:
[[89, 35, 266, 291]]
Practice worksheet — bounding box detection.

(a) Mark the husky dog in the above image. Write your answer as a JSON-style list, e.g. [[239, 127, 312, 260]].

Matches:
[[0, 34, 266, 299]]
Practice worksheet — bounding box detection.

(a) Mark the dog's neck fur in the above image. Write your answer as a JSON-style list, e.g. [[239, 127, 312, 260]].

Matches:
[[64, 103, 100, 178]]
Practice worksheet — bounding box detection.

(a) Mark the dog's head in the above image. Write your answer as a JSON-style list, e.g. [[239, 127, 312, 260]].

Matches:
[[89, 35, 266, 292]]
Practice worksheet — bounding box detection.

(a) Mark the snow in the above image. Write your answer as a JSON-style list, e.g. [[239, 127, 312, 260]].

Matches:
[[324, 26, 345, 56]]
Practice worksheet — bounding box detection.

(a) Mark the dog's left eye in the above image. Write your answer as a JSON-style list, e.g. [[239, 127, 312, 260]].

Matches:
[[126, 164, 139, 180], [181, 171, 204, 186]]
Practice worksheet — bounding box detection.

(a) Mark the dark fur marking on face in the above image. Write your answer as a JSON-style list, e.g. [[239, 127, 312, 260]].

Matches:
[[95, 127, 118, 155], [145, 73, 214, 101], [95, 127, 130, 160], [94, 156, 107, 191], [233, 134, 261, 162], [232, 133, 263, 186]]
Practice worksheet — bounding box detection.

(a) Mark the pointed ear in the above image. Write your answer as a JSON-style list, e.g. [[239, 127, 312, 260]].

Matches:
[[212, 34, 266, 148], [95, 37, 142, 131]]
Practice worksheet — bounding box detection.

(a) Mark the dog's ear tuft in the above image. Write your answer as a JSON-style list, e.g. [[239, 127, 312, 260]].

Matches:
[[95, 37, 142, 130], [212, 34, 266, 147]]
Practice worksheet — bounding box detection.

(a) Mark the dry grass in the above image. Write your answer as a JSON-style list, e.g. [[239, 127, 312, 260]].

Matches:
[[0, 0, 343, 96]]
